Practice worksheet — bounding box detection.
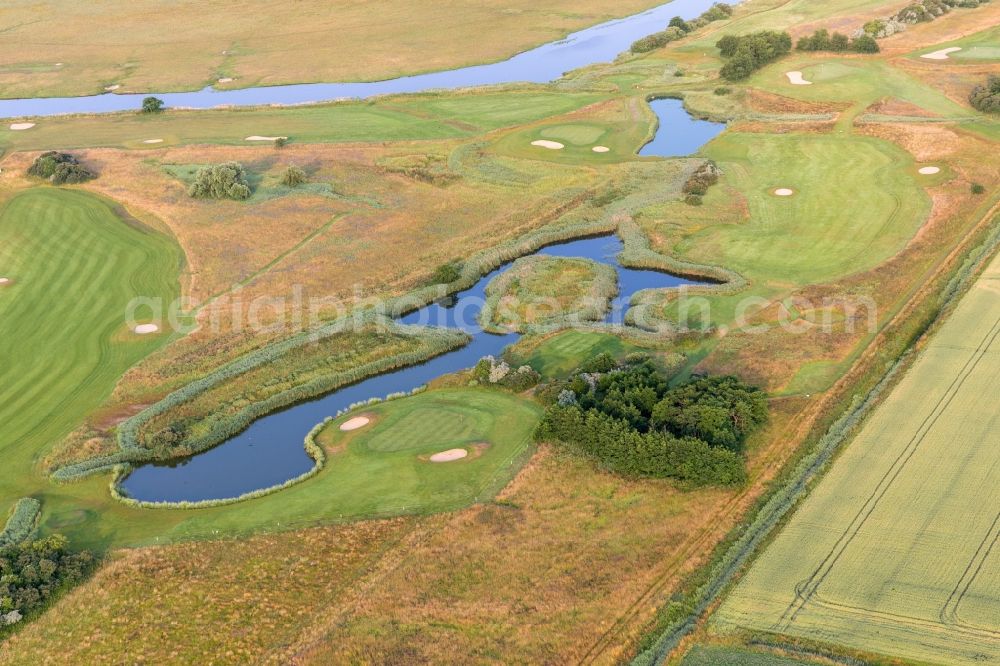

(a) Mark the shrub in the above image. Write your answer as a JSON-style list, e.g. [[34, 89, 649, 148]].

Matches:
[[281, 165, 307, 187], [188, 162, 252, 200], [26, 152, 94, 184], [0, 499, 41, 548], [682, 161, 721, 200], [673, 68, 685, 77], [274, 136, 287, 149], [669, 16, 691, 32], [429, 260, 463, 285], [971, 182, 986, 194], [471, 356, 540, 392], [141, 96, 164, 113], [969, 75, 1000, 113], [713, 86, 731, 95], [685, 194, 704, 206], [852, 35, 880, 53], [0, 535, 93, 629]]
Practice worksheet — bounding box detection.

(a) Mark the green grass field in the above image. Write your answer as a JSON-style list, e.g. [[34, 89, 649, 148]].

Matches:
[[681, 645, 818, 666], [0, 188, 181, 537], [508, 330, 646, 378], [0, 91, 603, 152], [712, 254, 1000, 665], [313, 389, 543, 515], [694, 132, 928, 286]]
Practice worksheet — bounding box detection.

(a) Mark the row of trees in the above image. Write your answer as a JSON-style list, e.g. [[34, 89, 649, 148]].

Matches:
[[630, 3, 734, 53], [716, 31, 792, 81], [0, 535, 93, 629], [796, 29, 879, 54], [26, 151, 95, 185], [534, 355, 767, 485], [970, 75, 1000, 114]]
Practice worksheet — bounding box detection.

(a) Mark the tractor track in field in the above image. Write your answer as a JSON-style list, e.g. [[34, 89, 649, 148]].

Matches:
[[576, 191, 1000, 663]]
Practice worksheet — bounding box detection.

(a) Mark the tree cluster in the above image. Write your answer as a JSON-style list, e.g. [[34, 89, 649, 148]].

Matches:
[[188, 162, 252, 200], [969, 75, 1000, 114], [716, 31, 793, 81], [26, 152, 96, 185], [471, 356, 541, 392], [630, 3, 733, 53], [0, 535, 92, 628], [141, 96, 164, 113], [682, 161, 721, 206], [535, 354, 767, 486], [796, 29, 879, 53], [858, 0, 985, 39]]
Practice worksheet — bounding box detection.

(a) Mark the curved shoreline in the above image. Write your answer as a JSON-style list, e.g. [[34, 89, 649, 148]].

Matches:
[[0, 0, 739, 119]]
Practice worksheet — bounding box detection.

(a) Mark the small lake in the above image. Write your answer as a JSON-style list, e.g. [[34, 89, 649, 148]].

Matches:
[[640, 98, 726, 157], [121, 234, 707, 503], [0, 0, 737, 118]]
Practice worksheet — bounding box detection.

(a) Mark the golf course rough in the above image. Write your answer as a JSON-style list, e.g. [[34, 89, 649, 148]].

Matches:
[[713, 253, 1000, 665]]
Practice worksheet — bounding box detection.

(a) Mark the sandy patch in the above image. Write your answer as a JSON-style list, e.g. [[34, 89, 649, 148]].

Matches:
[[592, 146, 610, 153], [133, 323, 160, 335], [921, 47, 962, 60], [9, 123, 35, 131], [918, 166, 941, 175], [429, 448, 469, 463], [142, 139, 164, 144], [339, 416, 371, 432], [217, 77, 234, 84], [105, 84, 120, 91], [0, 278, 10, 285], [785, 71, 812, 86], [774, 188, 795, 196], [245, 135, 287, 142], [531, 140, 565, 150]]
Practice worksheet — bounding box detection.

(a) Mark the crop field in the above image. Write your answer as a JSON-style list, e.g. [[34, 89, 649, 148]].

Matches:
[[712, 253, 1000, 665], [0, 0, 667, 98]]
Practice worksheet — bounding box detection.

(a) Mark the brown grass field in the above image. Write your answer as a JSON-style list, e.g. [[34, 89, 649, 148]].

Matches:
[[1, 0, 998, 663], [0, 0, 666, 98]]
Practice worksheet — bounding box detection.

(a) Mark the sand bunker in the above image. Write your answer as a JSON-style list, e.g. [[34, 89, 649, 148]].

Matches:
[[0, 278, 10, 285], [774, 188, 795, 196], [918, 166, 941, 175], [142, 139, 164, 144], [133, 324, 159, 335], [217, 77, 234, 84], [245, 135, 287, 142], [785, 71, 812, 85], [9, 123, 35, 131], [339, 416, 371, 432], [429, 448, 469, 463], [531, 140, 565, 150], [592, 146, 610, 153], [105, 84, 120, 91], [921, 47, 962, 60]]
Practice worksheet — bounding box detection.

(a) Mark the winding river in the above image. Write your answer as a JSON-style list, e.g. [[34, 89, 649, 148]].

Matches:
[[91, 0, 729, 502], [0, 0, 736, 118], [120, 234, 711, 502]]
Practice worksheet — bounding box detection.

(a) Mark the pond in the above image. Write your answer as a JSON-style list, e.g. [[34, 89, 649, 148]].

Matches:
[[120, 234, 708, 503]]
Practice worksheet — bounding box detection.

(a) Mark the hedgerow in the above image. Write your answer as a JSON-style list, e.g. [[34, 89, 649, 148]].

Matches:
[[0, 498, 41, 548]]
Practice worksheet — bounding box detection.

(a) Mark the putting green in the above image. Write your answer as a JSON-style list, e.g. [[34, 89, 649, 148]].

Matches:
[[315, 389, 543, 515], [539, 123, 607, 146]]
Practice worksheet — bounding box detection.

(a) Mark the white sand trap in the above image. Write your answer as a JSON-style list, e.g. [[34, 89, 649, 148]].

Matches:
[[9, 123, 35, 131], [786, 71, 812, 85], [531, 140, 565, 150], [133, 324, 159, 335], [919, 166, 941, 175], [245, 135, 287, 142], [429, 448, 468, 463], [217, 77, 234, 84], [592, 146, 610, 153], [105, 84, 120, 91], [0, 278, 10, 285], [142, 139, 164, 144], [774, 188, 795, 196], [921, 47, 962, 60], [339, 416, 371, 432]]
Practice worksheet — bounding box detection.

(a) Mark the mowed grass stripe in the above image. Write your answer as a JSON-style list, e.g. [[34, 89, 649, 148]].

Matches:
[[0, 188, 180, 520]]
